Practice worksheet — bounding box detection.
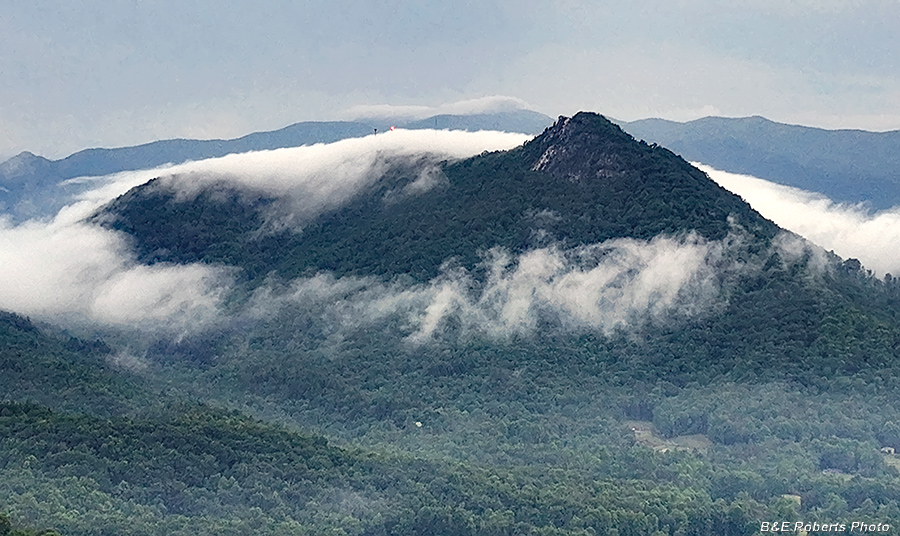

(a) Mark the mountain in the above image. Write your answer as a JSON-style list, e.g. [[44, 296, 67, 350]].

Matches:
[[0, 151, 62, 218], [619, 115, 900, 209], [6, 112, 900, 534], [0, 110, 553, 220], [96, 113, 900, 387], [99, 112, 777, 282], [95, 112, 900, 441]]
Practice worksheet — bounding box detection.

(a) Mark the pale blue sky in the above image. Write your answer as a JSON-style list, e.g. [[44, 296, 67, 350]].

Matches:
[[2, 0, 899, 159]]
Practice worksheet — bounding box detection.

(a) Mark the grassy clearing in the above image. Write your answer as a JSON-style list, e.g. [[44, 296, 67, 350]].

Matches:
[[626, 420, 712, 453]]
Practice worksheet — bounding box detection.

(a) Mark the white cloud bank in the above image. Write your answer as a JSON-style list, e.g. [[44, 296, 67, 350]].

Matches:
[[698, 163, 900, 277], [0, 129, 530, 331], [0, 215, 230, 332], [151, 128, 530, 223]]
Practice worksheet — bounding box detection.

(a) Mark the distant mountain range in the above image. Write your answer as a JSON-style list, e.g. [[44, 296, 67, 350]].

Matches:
[[0, 109, 553, 220], [6, 110, 900, 220], [618, 115, 900, 210]]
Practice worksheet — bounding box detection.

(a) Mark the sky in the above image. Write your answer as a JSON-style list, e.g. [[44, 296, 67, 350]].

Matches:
[[2, 0, 899, 160]]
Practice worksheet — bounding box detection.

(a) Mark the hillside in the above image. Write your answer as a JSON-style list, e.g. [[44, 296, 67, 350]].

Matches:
[[0, 311, 140, 416], [1, 398, 776, 536], [619, 116, 900, 209]]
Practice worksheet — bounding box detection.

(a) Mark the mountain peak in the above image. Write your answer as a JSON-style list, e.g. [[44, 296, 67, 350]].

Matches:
[[0, 151, 49, 178], [536, 112, 634, 148], [526, 112, 639, 181], [1, 152, 54, 189]]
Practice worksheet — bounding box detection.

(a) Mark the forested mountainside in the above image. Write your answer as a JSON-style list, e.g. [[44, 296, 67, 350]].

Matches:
[[1, 398, 766, 536], [0, 511, 60, 536], [619, 116, 900, 209], [0, 313, 763, 536], [4, 113, 900, 534], [0, 311, 138, 417]]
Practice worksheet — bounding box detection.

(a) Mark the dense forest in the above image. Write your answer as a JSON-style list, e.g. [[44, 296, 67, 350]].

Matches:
[[3, 113, 900, 534]]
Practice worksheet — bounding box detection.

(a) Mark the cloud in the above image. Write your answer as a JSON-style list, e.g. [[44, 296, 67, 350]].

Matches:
[[343, 96, 533, 121], [413, 235, 725, 341], [698, 163, 900, 277], [50, 129, 527, 224], [134, 128, 531, 227], [0, 215, 230, 332], [249, 233, 734, 344]]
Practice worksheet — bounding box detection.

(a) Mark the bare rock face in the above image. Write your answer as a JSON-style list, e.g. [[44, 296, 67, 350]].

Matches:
[[528, 113, 632, 182]]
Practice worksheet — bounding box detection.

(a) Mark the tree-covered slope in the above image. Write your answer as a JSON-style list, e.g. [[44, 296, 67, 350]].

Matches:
[[0, 311, 139, 416], [1, 400, 782, 536], [0, 512, 60, 536], [619, 116, 900, 209]]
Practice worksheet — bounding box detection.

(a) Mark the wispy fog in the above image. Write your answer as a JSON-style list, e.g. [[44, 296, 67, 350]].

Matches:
[[247, 234, 736, 343], [699, 164, 900, 277]]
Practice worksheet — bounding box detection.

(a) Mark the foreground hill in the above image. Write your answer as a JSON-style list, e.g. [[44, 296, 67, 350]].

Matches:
[[1, 398, 769, 536], [619, 115, 900, 209], [0, 311, 139, 416]]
